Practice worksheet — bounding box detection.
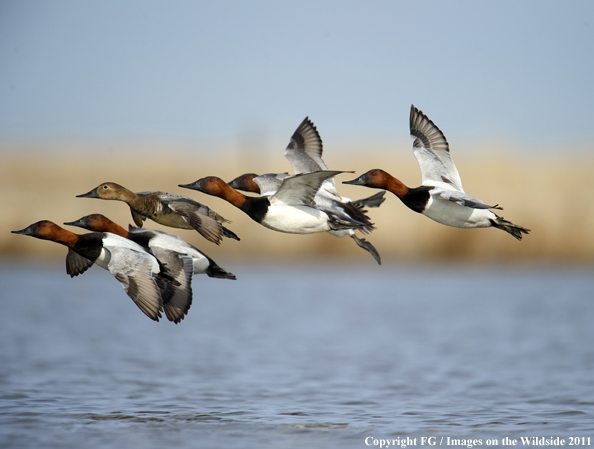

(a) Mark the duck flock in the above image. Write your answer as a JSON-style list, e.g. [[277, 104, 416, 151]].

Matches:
[[12, 105, 530, 324]]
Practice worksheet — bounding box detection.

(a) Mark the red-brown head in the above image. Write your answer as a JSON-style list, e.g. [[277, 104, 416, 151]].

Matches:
[[12, 220, 77, 246], [343, 169, 392, 189], [64, 214, 124, 236], [179, 176, 231, 197], [228, 173, 260, 194]]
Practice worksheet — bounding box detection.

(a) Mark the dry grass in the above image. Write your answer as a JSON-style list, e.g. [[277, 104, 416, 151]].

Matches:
[[2, 143, 593, 265]]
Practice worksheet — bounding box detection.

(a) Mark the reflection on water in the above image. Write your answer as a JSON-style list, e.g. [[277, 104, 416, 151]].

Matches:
[[1, 261, 593, 448]]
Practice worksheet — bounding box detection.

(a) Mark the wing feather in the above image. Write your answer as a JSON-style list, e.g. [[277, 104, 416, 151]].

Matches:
[[106, 246, 163, 321], [271, 170, 346, 207], [410, 105, 464, 192]]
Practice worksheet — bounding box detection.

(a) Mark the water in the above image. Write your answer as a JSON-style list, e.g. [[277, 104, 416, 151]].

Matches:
[[1, 261, 593, 448]]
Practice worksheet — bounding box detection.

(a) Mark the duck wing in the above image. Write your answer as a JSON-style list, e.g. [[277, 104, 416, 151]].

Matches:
[[433, 189, 501, 210], [166, 199, 225, 245], [150, 248, 193, 324], [410, 105, 464, 192], [131, 210, 146, 227], [284, 118, 343, 201], [284, 117, 328, 173], [252, 173, 284, 196], [271, 170, 346, 208], [65, 248, 94, 277], [105, 245, 164, 321]]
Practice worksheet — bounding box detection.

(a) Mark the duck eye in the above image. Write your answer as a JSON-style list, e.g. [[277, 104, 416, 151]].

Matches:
[[209, 178, 213, 183], [92, 216, 97, 220], [245, 176, 249, 180], [103, 185, 108, 189], [371, 172, 376, 177], [40, 223, 45, 227]]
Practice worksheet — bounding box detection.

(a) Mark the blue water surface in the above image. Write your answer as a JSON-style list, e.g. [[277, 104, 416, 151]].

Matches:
[[0, 261, 593, 448]]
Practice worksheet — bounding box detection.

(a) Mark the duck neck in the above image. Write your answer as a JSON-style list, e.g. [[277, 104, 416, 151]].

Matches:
[[117, 187, 139, 205], [100, 220, 129, 238], [218, 184, 249, 209], [384, 176, 410, 199], [52, 228, 80, 249]]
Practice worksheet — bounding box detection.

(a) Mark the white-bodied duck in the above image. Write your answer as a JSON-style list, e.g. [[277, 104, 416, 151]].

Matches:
[[344, 105, 530, 240], [180, 171, 369, 235], [65, 214, 236, 279], [12, 220, 174, 321]]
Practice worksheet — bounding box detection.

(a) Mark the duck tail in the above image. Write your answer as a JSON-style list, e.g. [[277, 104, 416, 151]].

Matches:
[[206, 263, 237, 280], [490, 215, 531, 241], [223, 226, 241, 241]]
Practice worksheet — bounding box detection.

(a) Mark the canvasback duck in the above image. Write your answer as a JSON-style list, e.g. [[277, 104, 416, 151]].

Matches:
[[65, 214, 237, 280], [64, 215, 210, 323], [76, 182, 240, 245], [12, 220, 170, 321], [344, 105, 531, 241], [283, 117, 385, 263], [229, 172, 385, 209], [228, 172, 382, 265], [222, 117, 384, 264], [179, 171, 370, 235]]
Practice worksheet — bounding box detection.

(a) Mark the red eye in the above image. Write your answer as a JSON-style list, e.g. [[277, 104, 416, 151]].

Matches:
[[209, 178, 213, 182], [371, 172, 376, 176], [92, 216, 97, 220], [245, 176, 249, 180], [40, 223, 45, 227]]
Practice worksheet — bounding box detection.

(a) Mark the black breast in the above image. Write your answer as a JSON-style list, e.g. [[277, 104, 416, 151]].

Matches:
[[240, 197, 270, 223], [401, 186, 432, 214], [73, 233, 105, 262]]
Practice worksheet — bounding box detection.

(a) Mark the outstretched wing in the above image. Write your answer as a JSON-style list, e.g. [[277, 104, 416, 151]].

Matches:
[[151, 248, 193, 324], [284, 117, 328, 173], [105, 246, 164, 321], [271, 170, 346, 207], [252, 173, 285, 196], [410, 105, 464, 192], [284, 118, 342, 200]]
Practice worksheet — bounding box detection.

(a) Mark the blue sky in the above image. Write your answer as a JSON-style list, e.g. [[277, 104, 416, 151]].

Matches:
[[1, 0, 593, 152]]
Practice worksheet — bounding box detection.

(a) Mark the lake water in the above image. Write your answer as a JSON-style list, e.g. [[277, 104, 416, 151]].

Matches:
[[1, 261, 593, 448]]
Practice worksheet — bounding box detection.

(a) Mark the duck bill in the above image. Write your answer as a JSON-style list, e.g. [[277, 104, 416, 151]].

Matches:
[[227, 177, 241, 189], [76, 188, 100, 198], [178, 181, 201, 191], [342, 174, 365, 186], [11, 224, 35, 235], [63, 218, 86, 228]]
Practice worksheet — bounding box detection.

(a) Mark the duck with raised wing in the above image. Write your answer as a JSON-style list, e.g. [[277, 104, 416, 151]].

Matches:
[[221, 117, 385, 264], [12, 221, 173, 321], [76, 182, 240, 245], [344, 105, 530, 240], [228, 171, 382, 265], [180, 171, 369, 235]]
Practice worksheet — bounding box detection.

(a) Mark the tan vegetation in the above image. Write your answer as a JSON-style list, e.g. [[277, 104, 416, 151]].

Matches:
[[2, 143, 593, 264]]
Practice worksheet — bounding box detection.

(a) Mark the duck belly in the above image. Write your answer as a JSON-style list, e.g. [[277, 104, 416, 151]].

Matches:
[[261, 205, 331, 234], [423, 197, 495, 229]]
